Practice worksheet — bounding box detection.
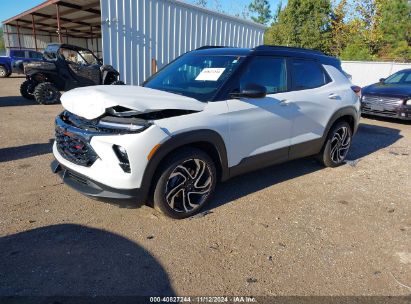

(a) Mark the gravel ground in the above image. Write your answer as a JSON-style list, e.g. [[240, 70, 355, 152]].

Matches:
[[0, 75, 410, 297]]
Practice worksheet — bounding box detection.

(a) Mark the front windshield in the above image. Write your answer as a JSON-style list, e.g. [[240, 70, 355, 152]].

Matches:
[[143, 54, 244, 101], [384, 71, 411, 84]]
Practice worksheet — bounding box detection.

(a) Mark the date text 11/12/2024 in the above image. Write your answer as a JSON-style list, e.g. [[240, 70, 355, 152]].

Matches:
[[149, 296, 257, 303]]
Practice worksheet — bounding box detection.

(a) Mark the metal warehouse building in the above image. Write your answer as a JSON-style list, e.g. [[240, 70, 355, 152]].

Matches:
[[2, 0, 266, 85]]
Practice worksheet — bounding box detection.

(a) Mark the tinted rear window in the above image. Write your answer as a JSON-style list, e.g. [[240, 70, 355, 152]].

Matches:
[[12, 50, 25, 58], [291, 60, 330, 90]]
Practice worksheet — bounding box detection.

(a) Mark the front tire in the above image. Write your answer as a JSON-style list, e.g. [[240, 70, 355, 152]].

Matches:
[[319, 121, 352, 167], [20, 80, 37, 100], [153, 148, 216, 219], [33, 82, 61, 105]]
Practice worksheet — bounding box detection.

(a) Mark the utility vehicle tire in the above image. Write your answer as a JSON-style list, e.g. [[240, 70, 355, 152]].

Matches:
[[0, 66, 9, 78], [318, 121, 352, 167], [111, 80, 125, 85], [33, 82, 61, 105], [153, 148, 217, 219], [20, 80, 37, 100]]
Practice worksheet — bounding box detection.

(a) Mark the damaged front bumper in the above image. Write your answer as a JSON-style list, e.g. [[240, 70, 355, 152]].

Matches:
[[51, 160, 145, 203]]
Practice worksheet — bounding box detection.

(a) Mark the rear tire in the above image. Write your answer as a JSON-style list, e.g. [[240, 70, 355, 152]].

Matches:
[[33, 82, 61, 105], [0, 66, 9, 78], [318, 121, 352, 167], [20, 80, 37, 100], [153, 148, 216, 219]]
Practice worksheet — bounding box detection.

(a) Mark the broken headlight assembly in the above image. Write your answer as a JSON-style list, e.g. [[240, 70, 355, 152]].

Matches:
[[60, 109, 151, 134], [98, 115, 151, 133]]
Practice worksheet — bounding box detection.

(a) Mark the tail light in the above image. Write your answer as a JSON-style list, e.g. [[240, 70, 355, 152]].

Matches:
[[351, 85, 361, 97]]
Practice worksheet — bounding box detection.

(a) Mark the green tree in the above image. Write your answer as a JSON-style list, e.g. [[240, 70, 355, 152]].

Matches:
[[352, 0, 384, 55], [340, 42, 373, 60], [194, 0, 207, 7], [378, 0, 411, 60], [272, 0, 282, 23], [248, 0, 272, 25], [330, 0, 350, 56], [265, 0, 332, 53]]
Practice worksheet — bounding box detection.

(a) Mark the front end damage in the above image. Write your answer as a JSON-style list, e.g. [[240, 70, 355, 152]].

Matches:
[[51, 93, 202, 203]]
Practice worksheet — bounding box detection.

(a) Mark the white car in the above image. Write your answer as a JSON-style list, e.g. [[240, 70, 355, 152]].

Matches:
[[52, 45, 360, 218]]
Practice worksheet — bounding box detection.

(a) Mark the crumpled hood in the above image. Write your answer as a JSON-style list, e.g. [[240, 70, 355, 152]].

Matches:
[[61, 85, 206, 119]]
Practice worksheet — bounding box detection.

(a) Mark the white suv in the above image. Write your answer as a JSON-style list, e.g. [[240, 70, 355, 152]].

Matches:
[[52, 45, 360, 218]]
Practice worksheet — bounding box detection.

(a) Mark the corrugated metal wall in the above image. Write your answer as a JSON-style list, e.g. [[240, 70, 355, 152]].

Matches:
[[101, 0, 266, 85], [3, 24, 103, 58]]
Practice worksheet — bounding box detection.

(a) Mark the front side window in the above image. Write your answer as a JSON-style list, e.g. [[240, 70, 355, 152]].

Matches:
[[291, 59, 330, 90], [29, 51, 43, 59], [144, 54, 243, 101], [60, 48, 87, 65], [240, 57, 287, 94]]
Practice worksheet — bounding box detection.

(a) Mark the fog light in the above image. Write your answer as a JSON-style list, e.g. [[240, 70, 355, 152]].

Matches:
[[113, 145, 130, 173]]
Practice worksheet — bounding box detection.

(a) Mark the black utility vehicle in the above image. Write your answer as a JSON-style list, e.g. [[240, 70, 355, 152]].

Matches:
[[361, 69, 411, 120], [20, 44, 123, 104]]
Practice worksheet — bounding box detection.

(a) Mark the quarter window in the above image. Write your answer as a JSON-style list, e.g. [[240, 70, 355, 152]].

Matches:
[[291, 60, 330, 90], [240, 57, 287, 94]]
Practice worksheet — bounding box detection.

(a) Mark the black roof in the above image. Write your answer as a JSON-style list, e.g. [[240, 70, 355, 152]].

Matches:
[[192, 45, 341, 69], [45, 43, 93, 53]]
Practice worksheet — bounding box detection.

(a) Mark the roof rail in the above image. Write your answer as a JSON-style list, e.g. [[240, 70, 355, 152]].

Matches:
[[195, 46, 229, 50], [254, 45, 324, 55]]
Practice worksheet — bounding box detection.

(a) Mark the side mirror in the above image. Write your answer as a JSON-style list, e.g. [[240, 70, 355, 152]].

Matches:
[[230, 83, 267, 99], [379, 78, 385, 83]]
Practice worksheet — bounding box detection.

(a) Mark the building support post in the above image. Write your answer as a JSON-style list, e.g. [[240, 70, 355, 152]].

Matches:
[[16, 20, 22, 49], [151, 58, 157, 75], [90, 26, 94, 52], [31, 14, 38, 51], [56, 4, 62, 43], [6, 25, 11, 50]]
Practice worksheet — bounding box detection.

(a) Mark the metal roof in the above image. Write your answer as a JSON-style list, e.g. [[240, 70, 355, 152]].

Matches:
[[2, 0, 101, 39]]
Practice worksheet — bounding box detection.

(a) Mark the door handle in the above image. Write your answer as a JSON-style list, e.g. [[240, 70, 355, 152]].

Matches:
[[329, 93, 340, 100]]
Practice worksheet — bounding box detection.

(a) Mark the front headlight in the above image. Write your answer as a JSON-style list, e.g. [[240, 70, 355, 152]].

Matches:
[[98, 116, 151, 133], [405, 99, 411, 106]]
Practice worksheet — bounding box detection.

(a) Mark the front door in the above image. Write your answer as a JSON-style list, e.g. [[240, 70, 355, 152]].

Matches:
[[226, 56, 296, 170]]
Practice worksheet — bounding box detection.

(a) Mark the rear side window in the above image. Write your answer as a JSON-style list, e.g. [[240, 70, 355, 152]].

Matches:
[[240, 57, 287, 94], [291, 60, 330, 90], [12, 50, 25, 58]]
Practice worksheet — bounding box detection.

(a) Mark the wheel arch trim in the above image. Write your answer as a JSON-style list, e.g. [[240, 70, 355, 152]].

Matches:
[[322, 106, 359, 143], [139, 129, 229, 201]]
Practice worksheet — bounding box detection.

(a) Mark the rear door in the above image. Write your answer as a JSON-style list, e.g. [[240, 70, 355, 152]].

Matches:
[[285, 59, 344, 158]]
